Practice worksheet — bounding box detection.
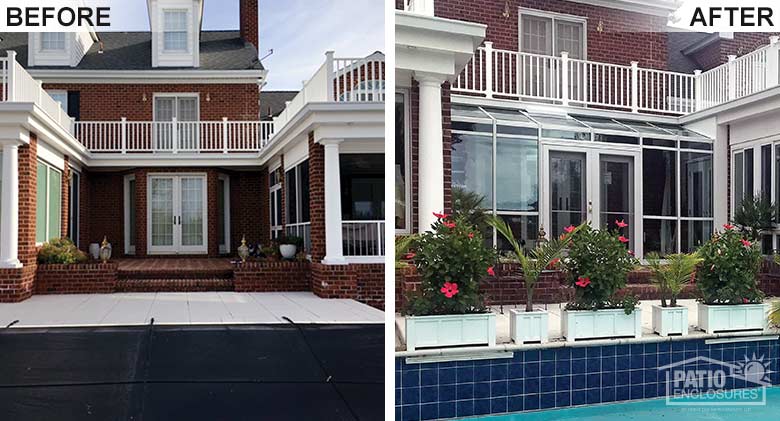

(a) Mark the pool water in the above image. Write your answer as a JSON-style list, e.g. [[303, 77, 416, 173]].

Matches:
[[466, 387, 780, 420]]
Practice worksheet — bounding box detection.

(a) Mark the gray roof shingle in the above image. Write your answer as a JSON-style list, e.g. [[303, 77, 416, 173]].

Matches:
[[259, 91, 299, 121], [0, 31, 263, 71]]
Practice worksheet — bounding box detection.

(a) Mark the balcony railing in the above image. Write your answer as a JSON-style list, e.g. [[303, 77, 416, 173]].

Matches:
[[1, 51, 74, 133], [342, 220, 385, 257], [403, 0, 434, 16], [453, 37, 780, 115], [74, 119, 275, 153]]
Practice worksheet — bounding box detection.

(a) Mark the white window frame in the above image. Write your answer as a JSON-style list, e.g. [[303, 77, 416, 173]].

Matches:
[[269, 165, 283, 240], [396, 90, 411, 234], [152, 93, 200, 121], [518, 8, 587, 59], [68, 167, 80, 247], [162, 9, 189, 52], [40, 33, 66, 52], [123, 174, 136, 255], [36, 160, 62, 245], [218, 174, 231, 254]]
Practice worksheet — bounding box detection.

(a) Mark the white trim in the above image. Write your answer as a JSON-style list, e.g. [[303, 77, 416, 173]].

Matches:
[[396, 89, 412, 235], [152, 92, 201, 121], [554, 0, 678, 17], [344, 256, 385, 264], [269, 167, 283, 240], [124, 174, 136, 255], [26, 69, 267, 85], [218, 174, 231, 254]]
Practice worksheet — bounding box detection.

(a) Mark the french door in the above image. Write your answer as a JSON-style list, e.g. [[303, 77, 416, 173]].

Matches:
[[153, 95, 199, 151], [147, 174, 207, 254], [541, 144, 641, 256]]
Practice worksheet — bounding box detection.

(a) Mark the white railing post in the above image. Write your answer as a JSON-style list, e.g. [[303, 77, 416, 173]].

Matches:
[[171, 117, 178, 154], [120, 117, 127, 153], [767, 36, 780, 88], [484, 42, 494, 98], [325, 51, 335, 102], [222, 117, 229, 154], [727, 55, 737, 101], [630, 61, 639, 113], [6, 51, 17, 101], [693, 70, 702, 112], [560, 51, 569, 106]]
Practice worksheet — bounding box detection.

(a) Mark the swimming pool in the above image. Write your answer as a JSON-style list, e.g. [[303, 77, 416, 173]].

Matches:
[[465, 387, 780, 420]]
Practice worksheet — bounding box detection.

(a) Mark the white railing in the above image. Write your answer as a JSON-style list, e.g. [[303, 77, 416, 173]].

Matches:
[[0, 51, 74, 133], [272, 52, 385, 136], [342, 220, 385, 257], [453, 36, 780, 116], [285, 222, 312, 255], [75, 119, 274, 153], [404, 0, 434, 16]]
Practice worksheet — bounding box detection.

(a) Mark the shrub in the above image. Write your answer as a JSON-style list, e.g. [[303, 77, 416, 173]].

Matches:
[[562, 223, 639, 313], [405, 213, 495, 316], [733, 195, 776, 241], [451, 187, 489, 232], [696, 224, 764, 305], [646, 252, 701, 307], [37, 238, 88, 265]]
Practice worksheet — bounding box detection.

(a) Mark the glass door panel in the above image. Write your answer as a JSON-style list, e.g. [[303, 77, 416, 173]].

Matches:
[[550, 151, 587, 236], [180, 177, 205, 248], [600, 155, 634, 248], [177, 97, 199, 151], [153, 97, 175, 151], [150, 177, 174, 249]]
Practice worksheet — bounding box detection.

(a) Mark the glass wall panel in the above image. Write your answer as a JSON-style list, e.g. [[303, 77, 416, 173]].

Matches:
[[735, 151, 744, 206], [395, 93, 408, 231], [496, 215, 539, 252], [643, 149, 676, 216], [496, 137, 538, 211], [762, 145, 771, 201], [643, 219, 677, 256], [452, 133, 493, 206], [680, 152, 712, 217], [681, 220, 712, 253], [550, 151, 586, 236]]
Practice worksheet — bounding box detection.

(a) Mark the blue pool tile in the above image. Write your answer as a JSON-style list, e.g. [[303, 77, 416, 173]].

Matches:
[[657, 382, 669, 397], [644, 383, 658, 398], [541, 349, 556, 361], [684, 351, 696, 360], [491, 380, 508, 397], [508, 363, 523, 379], [556, 360, 571, 375], [630, 385, 644, 400], [438, 385, 455, 402], [630, 354, 643, 369], [474, 399, 491, 416], [602, 356, 616, 372], [457, 366, 474, 383], [474, 365, 491, 382], [420, 386, 437, 403], [491, 397, 508, 414], [524, 377, 540, 394], [556, 347, 572, 360], [540, 378, 555, 393], [491, 364, 508, 381], [396, 388, 402, 403], [401, 405, 420, 421], [658, 342, 671, 352], [555, 391, 571, 407], [630, 370, 644, 385], [511, 352, 524, 363], [556, 375, 571, 390], [630, 344, 644, 355], [671, 341, 685, 352], [644, 354, 657, 369], [671, 351, 685, 363], [440, 361, 457, 368], [602, 386, 615, 402], [438, 402, 455, 419], [524, 395, 540, 411], [403, 387, 420, 405], [439, 368, 456, 385], [456, 383, 474, 400], [616, 344, 630, 356], [572, 389, 587, 405], [601, 372, 615, 387], [586, 346, 601, 358], [474, 382, 490, 399], [420, 369, 437, 386], [586, 388, 600, 404], [396, 406, 402, 421], [723, 348, 735, 362], [456, 400, 474, 418], [572, 358, 587, 374], [474, 360, 490, 367], [525, 362, 540, 377], [508, 379, 523, 395], [658, 352, 671, 366], [587, 357, 601, 373], [420, 403, 438, 420], [586, 373, 601, 388], [601, 345, 616, 356], [644, 343, 658, 354], [540, 392, 556, 409], [616, 356, 630, 370], [540, 361, 555, 375], [396, 359, 402, 370], [616, 371, 630, 386], [402, 370, 419, 388], [508, 396, 523, 412], [615, 385, 630, 401], [525, 350, 540, 362], [644, 368, 658, 383], [572, 374, 586, 390], [572, 347, 587, 358], [684, 340, 700, 351]]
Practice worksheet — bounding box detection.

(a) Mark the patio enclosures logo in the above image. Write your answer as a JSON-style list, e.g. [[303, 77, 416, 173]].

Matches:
[[669, 0, 779, 32], [1, 0, 111, 32], [659, 354, 771, 406]]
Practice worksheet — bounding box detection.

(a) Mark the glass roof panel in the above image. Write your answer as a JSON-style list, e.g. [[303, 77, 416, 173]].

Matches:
[[480, 107, 536, 125], [616, 120, 675, 136], [648, 122, 711, 139], [571, 115, 637, 133], [528, 113, 588, 129], [451, 105, 491, 120]]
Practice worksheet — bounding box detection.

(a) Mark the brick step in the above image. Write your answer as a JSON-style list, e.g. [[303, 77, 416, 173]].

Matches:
[[116, 278, 235, 293], [118, 268, 234, 280]]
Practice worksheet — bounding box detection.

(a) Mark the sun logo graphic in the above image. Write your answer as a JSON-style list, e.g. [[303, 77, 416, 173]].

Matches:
[[658, 353, 772, 406]]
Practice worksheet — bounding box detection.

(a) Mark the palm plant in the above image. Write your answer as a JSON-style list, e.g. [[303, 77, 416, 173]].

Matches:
[[395, 234, 417, 270], [733, 195, 776, 241], [452, 187, 489, 232], [770, 301, 780, 327], [646, 252, 701, 307], [489, 216, 583, 312]]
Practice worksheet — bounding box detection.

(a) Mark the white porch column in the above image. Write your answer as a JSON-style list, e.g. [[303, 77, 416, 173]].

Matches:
[[321, 139, 346, 265], [0, 143, 21, 268], [416, 74, 445, 232]]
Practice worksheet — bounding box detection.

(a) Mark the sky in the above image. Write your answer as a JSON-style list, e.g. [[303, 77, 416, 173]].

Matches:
[[87, 0, 385, 89]]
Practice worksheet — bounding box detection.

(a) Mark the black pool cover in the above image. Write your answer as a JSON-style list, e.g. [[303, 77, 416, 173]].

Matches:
[[0, 322, 384, 420]]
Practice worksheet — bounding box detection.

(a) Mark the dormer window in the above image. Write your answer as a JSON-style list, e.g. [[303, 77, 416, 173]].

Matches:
[[40, 33, 66, 51], [163, 10, 188, 52]]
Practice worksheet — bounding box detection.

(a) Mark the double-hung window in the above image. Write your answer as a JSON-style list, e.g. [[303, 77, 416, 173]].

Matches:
[[36, 161, 62, 244], [163, 10, 188, 52], [41, 33, 66, 51], [284, 160, 311, 252]]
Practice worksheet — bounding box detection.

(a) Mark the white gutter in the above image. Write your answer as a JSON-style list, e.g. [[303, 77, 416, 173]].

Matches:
[[27, 69, 267, 85]]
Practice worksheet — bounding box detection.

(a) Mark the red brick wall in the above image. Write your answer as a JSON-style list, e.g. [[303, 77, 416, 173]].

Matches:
[[35, 263, 117, 294], [229, 170, 265, 249], [239, 0, 259, 50], [83, 171, 125, 254], [308, 132, 326, 261], [234, 261, 311, 292], [434, 0, 669, 69], [42, 83, 260, 121], [355, 263, 385, 310], [311, 263, 385, 310], [691, 33, 780, 71]]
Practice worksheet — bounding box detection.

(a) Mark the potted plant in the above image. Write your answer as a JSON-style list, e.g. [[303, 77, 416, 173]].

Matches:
[[404, 213, 496, 351], [561, 222, 640, 342], [490, 217, 583, 343], [646, 252, 701, 336], [695, 224, 767, 334], [279, 235, 303, 259], [37, 238, 88, 264]]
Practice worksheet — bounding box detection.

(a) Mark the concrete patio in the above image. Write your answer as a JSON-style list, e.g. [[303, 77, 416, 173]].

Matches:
[[0, 292, 384, 328]]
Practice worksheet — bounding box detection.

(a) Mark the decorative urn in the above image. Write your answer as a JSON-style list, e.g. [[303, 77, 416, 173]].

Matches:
[[99, 236, 112, 262], [237, 236, 250, 262]]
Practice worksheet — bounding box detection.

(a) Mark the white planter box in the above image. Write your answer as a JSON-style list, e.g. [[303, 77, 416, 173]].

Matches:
[[652, 305, 689, 337], [405, 313, 496, 351], [510, 309, 549, 344], [697, 303, 767, 334], [562, 308, 641, 342]]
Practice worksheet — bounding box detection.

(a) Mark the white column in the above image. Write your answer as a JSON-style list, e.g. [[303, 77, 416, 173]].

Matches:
[[0, 143, 21, 268], [322, 139, 346, 265], [416, 74, 445, 232]]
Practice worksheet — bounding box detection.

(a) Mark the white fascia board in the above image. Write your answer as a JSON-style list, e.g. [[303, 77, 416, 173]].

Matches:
[[561, 0, 678, 17], [396, 48, 457, 80], [314, 125, 385, 144], [26, 69, 267, 85], [87, 154, 261, 168], [680, 86, 780, 125], [395, 12, 487, 39]]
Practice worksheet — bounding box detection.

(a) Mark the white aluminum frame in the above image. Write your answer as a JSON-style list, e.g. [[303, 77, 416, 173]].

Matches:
[[218, 173, 231, 254], [396, 89, 412, 234], [123, 174, 136, 255]]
